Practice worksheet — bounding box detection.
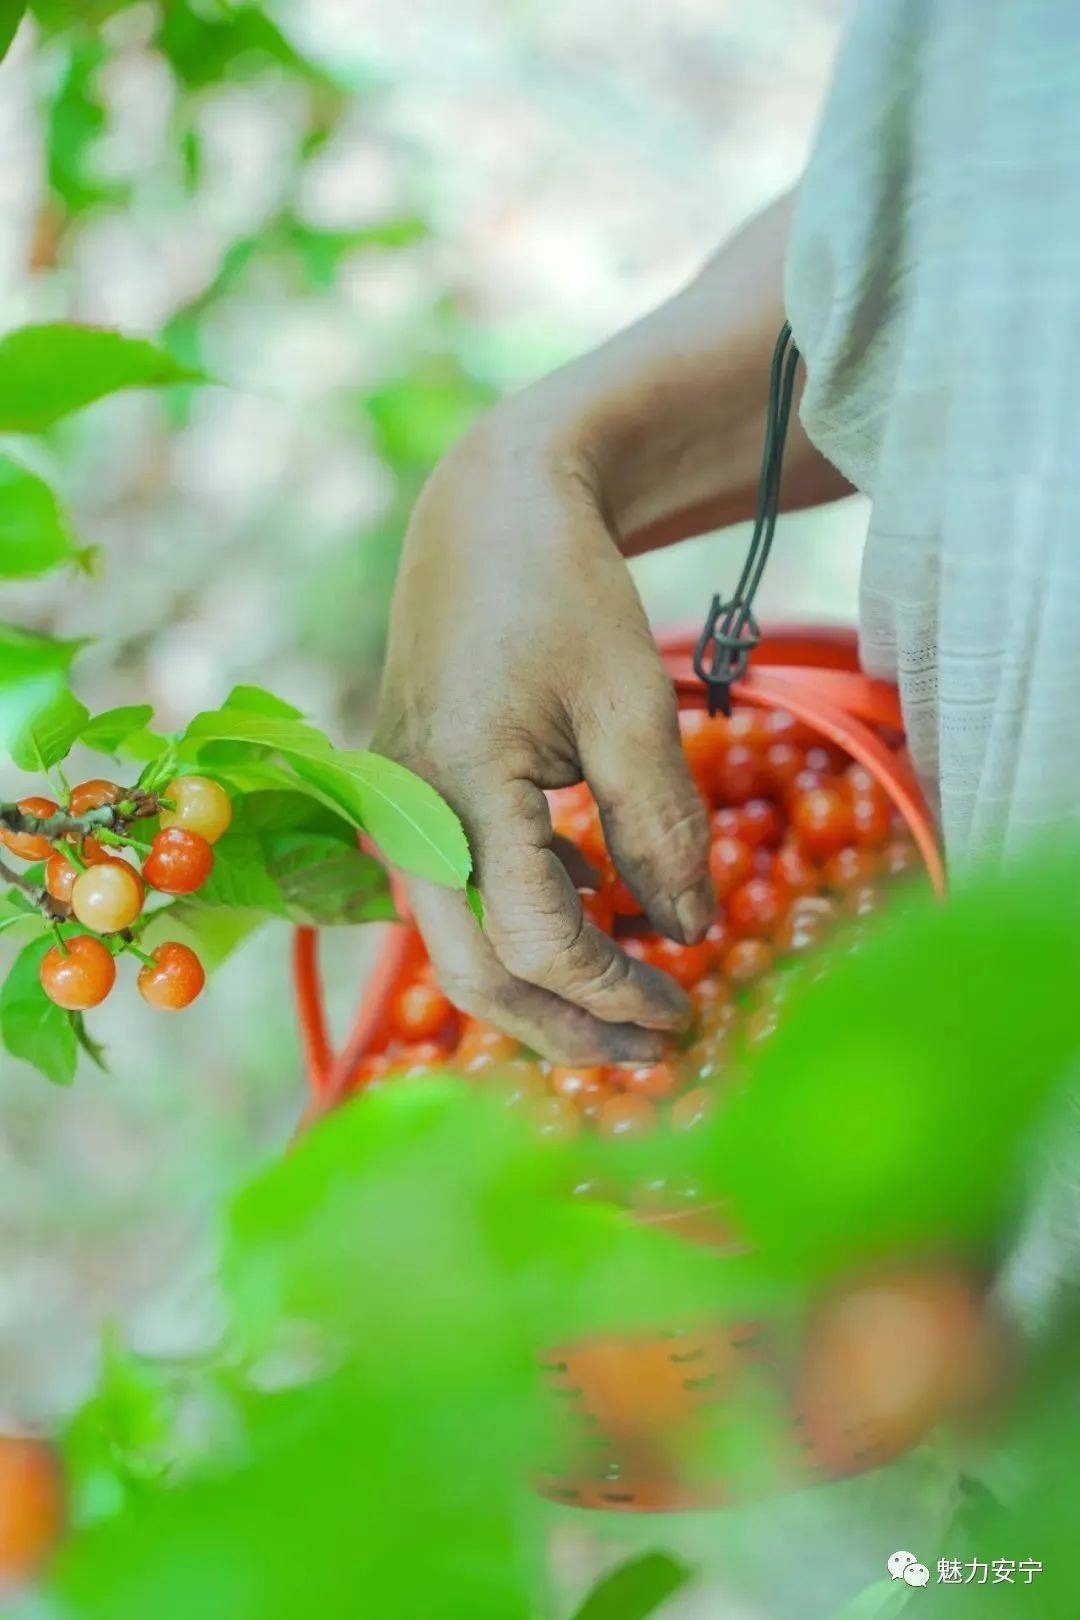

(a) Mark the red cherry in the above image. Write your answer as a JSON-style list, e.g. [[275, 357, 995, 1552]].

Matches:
[[618, 1060, 678, 1100], [68, 779, 122, 816], [680, 710, 727, 793], [549, 1065, 608, 1110], [775, 895, 840, 955], [70, 861, 143, 932], [1, 797, 58, 862], [136, 942, 205, 1010], [792, 788, 854, 860], [530, 1096, 582, 1140], [391, 978, 454, 1041], [797, 1271, 994, 1474], [762, 741, 805, 792], [823, 846, 879, 891], [0, 1434, 64, 1590], [709, 836, 754, 899], [142, 828, 214, 894], [44, 838, 114, 905], [39, 935, 116, 1010], [850, 793, 891, 848], [723, 937, 773, 985], [739, 798, 783, 847], [598, 1092, 658, 1140], [714, 744, 761, 805], [454, 1019, 518, 1070], [727, 876, 788, 938], [642, 935, 716, 989], [579, 887, 615, 934], [670, 1086, 714, 1132], [775, 840, 820, 897], [384, 1039, 446, 1077], [690, 971, 733, 1021]]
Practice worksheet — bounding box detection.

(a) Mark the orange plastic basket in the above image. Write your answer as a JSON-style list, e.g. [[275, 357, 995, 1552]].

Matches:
[[291, 621, 946, 1511]]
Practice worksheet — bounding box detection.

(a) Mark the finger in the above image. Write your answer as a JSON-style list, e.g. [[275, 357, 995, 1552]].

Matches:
[[408, 879, 665, 1064], [461, 772, 692, 1030], [574, 668, 714, 943]]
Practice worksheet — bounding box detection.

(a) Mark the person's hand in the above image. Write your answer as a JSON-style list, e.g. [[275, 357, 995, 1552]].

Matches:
[[373, 401, 714, 1063]]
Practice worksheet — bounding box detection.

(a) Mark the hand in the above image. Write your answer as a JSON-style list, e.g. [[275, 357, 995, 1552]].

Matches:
[[373, 402, 714, 1063]]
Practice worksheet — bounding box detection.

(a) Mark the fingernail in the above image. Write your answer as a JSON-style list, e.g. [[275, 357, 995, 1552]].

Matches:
[[604, 1029, 663, 1064], [673, 880, 715, 944]]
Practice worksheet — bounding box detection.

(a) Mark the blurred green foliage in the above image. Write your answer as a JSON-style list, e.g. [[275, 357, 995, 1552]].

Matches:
[[16, 844, 1075, 1618]]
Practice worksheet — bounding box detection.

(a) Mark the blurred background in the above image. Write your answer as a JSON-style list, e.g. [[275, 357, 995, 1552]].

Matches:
[[0, 0, 863, 1423]]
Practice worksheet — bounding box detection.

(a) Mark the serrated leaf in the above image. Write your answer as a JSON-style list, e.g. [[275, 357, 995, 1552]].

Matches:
[[0, 324, 205, 432], [80, 704, 154, 753], [0, 935, 77, 1085], [263, 832, 394, 926], [301, 750, 471, 889], [0, 453, 84, 578], [0, 623, 83, 753], [11, 685, 89, 771], [194, 826, 286, 915], [569, 1553, 694, 1620], [465, 881, 484, 929], [183, 708, 334, 760], [181, 711, 470, 888]]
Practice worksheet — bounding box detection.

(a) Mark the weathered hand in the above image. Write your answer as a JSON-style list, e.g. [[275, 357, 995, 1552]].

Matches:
[[374, 407, 713, 1062]]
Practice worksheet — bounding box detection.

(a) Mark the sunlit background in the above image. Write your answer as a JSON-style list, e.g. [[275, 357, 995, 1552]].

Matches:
[[0, 0, 860, 1425]]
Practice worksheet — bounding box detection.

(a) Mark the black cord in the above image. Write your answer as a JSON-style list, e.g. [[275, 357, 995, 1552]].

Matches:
[[693, 322, 801, 715]]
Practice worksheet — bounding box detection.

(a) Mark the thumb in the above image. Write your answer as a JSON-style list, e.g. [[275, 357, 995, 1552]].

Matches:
[[576, 663, 714, 943]]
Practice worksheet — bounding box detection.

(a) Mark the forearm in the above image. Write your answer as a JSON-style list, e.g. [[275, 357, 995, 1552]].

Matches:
[[494, 191, 851, 555]]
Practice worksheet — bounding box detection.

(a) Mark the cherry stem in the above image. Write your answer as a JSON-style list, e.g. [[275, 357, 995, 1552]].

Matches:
[[123, 942, 156, 968], [50, 921, 69, 956], [97, 830, 153, 855], [0, 793, 160, 842], [58, 840, 87, 873]]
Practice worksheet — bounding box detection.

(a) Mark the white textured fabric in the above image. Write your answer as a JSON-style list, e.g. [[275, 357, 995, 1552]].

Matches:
[[785, 0, 1080, 870]]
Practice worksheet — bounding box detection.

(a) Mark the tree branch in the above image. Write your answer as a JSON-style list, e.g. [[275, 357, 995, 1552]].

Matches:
[[0, 790, 164, 842], [0, 853, 66, 919]]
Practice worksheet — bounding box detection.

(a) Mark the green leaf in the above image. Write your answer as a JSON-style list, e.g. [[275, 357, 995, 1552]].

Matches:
[[364, 356, 497, 471], [712, 841, 1080, 1279], [183, 709, 471, 888], [465, 881, 484, 929], [569, 1553, 694, 1620], [10, 685, 89, 771], [156, 0, 336, 90], [195, 827, 286, 915], [224, 685, 302, 719], [0, 453, 88, 578], [80, 704, 154, 753], [0, 623, 82, 754], [72, 1012, 109, 1072], [0, 324, 205, 432], [263, 833, 394, 926], [301, 750, 471, 889], [141, 902, 266, 973], [0, 935, 77, 1086], [46, 36, 125, 217], [0, 1, 25, 62], [824, 1580, 913, 1620]]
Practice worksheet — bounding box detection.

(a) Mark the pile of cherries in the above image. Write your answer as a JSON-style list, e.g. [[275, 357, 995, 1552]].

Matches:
[[354, 703, 923, 1143], [1, 775, 233, 1013]]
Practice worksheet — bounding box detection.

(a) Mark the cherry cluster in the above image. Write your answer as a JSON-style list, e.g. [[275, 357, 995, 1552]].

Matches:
[[1, 775, 232, 1012], [351, 703, 924, 1171]]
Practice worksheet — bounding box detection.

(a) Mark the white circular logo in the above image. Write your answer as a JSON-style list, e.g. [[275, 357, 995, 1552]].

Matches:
[[888, 1551, 918, 1580]]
